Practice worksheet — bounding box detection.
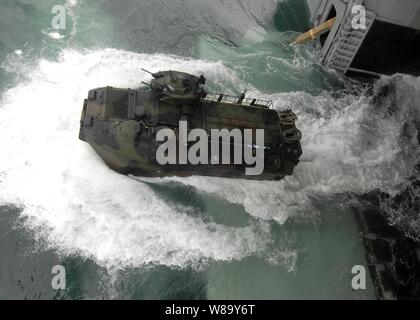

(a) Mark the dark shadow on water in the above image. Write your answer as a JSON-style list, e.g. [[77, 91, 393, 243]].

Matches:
[[141, 180, 253, 228], [273, 0, 311, 33], [112, 266, 207, 300]]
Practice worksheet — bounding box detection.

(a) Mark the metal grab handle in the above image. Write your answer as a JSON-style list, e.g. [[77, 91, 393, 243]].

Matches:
[[283, 128, 302, 144], [279, 110, 298, 126]]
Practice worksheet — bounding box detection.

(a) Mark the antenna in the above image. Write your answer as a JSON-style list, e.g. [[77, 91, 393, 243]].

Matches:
[[141, 68, 154, 75]]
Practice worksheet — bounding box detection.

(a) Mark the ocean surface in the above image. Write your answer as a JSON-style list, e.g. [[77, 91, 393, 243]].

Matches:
[[0, 0, 419, 299]]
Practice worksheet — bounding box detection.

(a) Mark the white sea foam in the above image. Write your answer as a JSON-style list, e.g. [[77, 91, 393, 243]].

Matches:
[[47, 32, 65, 40]]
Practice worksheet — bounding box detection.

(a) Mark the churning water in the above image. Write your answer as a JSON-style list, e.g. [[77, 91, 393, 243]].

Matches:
[[0, 0, 418, 299]]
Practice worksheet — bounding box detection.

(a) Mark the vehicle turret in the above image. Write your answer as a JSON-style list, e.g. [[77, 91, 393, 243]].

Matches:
[[142, 69, 207, 104]]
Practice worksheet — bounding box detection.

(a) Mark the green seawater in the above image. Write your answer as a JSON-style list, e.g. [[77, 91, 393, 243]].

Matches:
[[3, 0, 419, 300]]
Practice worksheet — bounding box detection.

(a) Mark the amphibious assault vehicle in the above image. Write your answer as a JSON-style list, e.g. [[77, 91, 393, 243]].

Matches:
[[79, 70, 302, 180]]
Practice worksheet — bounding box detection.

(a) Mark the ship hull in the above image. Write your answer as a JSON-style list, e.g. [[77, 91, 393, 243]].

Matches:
[[305, 0, 420, 78]]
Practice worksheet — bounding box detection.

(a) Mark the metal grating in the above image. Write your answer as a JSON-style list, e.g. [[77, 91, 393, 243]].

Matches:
[[325, 1, 376, 74]]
